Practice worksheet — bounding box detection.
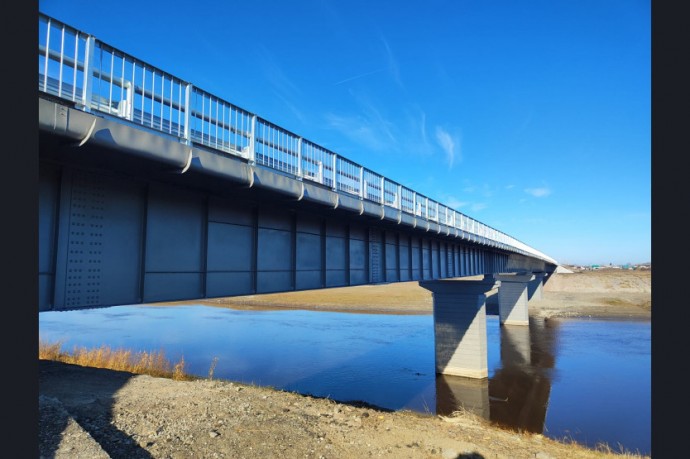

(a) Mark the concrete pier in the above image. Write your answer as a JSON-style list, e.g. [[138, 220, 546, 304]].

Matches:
[[419, 279, 498, 378], [494, 273, 535, 326], [527, 272, 546, 301]]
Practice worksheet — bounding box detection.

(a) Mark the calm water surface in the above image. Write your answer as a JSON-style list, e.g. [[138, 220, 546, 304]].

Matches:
[[39, 305, 650, 455]]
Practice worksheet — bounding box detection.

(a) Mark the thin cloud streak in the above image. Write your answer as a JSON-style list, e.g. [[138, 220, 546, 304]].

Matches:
[[434, 126, 460, 168], [524, 187, 552, 197], [324, 91, 399, 153], [380, 35, 404, 89], [325, 113, 389, 152], [334, 69, 385, 86]]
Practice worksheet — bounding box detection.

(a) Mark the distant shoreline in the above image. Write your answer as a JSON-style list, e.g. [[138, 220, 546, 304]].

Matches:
[[155, 269, 651, 321]]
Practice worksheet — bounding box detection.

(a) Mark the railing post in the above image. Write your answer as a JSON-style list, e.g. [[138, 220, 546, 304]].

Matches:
[[413, 192, 417, 216], [425, 197, 429, 219], [42, 18, 51, 94], [183, 84, 193, 145], [80, 36, 96, 112], [359, 167, 364, 199], [124, 81, 134, 120], [332, 154, 338, 191], [297, 137, 303, 178], [397, 184, 402, 209], [249, 115, 257, 164], [380, 177, 385, 205]]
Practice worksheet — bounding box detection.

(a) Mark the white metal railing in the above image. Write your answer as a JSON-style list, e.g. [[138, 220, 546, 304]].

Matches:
[[337, 156, 361, 196], [37, 12, 557, 266], [301, 140, 335, 187], [362, 169, 383, 204], [400, 187, 415, 214], [189, 89, 253, 156]]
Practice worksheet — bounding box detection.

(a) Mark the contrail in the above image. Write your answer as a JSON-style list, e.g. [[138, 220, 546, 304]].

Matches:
[[333, 69, 384, 86]]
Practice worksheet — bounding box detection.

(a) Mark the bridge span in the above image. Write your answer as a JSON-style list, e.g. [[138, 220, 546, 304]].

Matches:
[[38, 12, 558, 379]]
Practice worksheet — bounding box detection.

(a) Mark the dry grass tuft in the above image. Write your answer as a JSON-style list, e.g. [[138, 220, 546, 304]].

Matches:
[[593, 440, 646, 458], [39, 339, 195, 381], [438, 407, 487, 426], [207, 356, 219, 380]]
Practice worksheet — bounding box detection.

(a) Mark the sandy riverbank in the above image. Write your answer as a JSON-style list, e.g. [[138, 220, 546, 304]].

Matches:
[[197, 269, 651, 320]]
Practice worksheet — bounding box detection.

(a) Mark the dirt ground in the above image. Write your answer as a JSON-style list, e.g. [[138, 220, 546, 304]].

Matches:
[[39, 268, 651, 459]]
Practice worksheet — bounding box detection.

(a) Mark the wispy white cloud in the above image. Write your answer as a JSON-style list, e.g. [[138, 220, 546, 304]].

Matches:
[[355, 93, 397, 145], [380, 35, 404, 89], [524, 187, 552, 198], [480, 183, 494, 198], [443, 196, 468, 210], [324, 91, 436, 155], [333, 68, 385, 86], [401, 106, 434, 156], [436, 190, 484, 213], [324, 94, 457, 168], [505, 184, 515, 190], [274, 93, 306, 124], [256, 45, 304, 119], [434, 126, 461, 169], [324, 89, 401, 152], [258, 47, 300, 96], [325, 112, 389, 152]]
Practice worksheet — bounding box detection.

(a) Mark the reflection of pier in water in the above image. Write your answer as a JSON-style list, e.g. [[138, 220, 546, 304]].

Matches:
[[436, 316, 558, 434]]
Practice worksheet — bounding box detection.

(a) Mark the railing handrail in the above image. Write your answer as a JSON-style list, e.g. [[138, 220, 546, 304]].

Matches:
[[37, 11, 557, 266]]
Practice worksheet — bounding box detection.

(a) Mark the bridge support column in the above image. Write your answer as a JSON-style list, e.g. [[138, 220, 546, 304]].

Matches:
[[419, 279, 498, 379], [494, 273, 535, 326], [527, 272, 546, 301]]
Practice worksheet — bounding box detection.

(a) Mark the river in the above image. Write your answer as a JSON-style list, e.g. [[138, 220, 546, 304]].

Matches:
[[39, 304, 650, 455]]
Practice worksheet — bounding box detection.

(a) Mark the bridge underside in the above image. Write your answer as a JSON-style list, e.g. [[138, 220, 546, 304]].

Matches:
[[39, 160, 522, 311], [39, 96, 550, 312]]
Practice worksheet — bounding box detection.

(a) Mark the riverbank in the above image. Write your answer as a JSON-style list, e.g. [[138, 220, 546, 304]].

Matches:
[[39, 268, 651, 458], [200, 269, 651, 321]]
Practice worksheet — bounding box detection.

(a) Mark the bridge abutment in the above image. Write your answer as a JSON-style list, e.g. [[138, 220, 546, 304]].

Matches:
[[419, 279, 498, 379]]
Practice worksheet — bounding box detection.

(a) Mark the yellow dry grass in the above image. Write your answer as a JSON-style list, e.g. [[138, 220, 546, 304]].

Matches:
[[38, 339, 195, 381]]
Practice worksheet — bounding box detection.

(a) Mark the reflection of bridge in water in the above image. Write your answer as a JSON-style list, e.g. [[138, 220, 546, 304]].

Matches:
[[436, 316, 557, 433]]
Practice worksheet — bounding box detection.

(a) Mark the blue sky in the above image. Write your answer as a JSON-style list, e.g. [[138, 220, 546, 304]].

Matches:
[[38, 0, 650, 266]]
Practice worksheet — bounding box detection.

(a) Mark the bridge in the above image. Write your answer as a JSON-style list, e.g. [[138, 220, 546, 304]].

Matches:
[[38, 12, 559, 380]]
